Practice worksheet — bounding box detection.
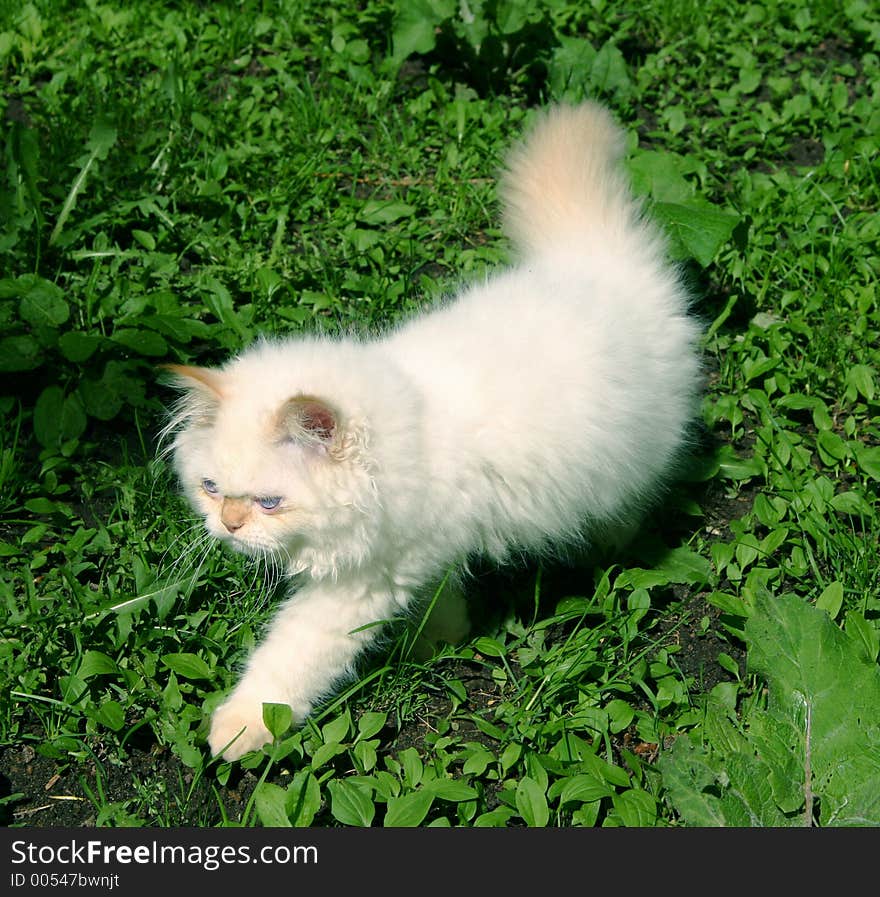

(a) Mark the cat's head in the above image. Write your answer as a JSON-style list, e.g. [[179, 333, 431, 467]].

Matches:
[[161, 357, 377, 575]]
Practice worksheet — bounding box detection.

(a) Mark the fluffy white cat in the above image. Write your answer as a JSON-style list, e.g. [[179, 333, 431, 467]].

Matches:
[[162, 102, 703, 760]]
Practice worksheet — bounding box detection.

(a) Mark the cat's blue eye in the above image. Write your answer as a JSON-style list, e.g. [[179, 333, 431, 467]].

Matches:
[[202, 479, 219, 495], [256, 496, 282, 511]]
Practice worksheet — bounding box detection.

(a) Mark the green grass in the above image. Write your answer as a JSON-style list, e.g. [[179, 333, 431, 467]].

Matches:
[[1, 0, 878, 827]]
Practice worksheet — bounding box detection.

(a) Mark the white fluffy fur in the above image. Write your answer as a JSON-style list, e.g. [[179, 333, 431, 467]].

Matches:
[[164, 102, 702, 760]]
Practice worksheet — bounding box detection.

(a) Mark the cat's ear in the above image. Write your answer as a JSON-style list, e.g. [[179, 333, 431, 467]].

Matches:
[[159, 364, 226, 400], [276, 395, 368, 463], [275, 395, 339, 449], [159, 364, 225, 429]]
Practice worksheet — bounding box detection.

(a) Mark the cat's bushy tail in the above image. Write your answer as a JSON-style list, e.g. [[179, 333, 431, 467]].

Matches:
[[499, 102, 643, 256]]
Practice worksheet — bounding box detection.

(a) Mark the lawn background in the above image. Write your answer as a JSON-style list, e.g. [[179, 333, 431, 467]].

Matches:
[[1, 0, 878, 827]]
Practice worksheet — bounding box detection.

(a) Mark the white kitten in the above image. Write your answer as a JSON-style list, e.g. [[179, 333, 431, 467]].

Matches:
[[162, 102, 702, 760]]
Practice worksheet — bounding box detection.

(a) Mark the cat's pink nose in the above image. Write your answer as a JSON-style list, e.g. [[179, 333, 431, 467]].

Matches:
[[220, 498, 249, 533]]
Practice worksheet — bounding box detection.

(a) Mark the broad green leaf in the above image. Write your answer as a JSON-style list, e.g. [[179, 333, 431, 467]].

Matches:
[[699, 695, 750, 756], [19, 279, 69, 327], [816, 581, 844, 619], [161, 652, 212, 680], [721, 751, 791, 826], [742, 354, 779, 382], [515, 776, 549, 827], [627, 151, 695, 204], [716, 445, 764, 481], [78, 360, 145, 420], [590, 40, 631, 96], [499, 742, 522, 774], [524, 751, 550, 791], [112, 328, 168, 356], [32, 386, 64, 448], [548, 36, 597, 100], [162, 672, 182, 712], [391, 0, 454, 63], [191, 111, 211, 134], [845, 611, 879, 663], [495, 0, 536, 35], [24, 498, 70, 516], [58, 331, 102, 362], [321, 711, 351, 745], [735, 535, 760, 570], [666, 592, 880, 827], [33, 387, 86, 448], [659, 736, 758, 827], [383, 789, 434, 827], [856, 445, 880, 481], [462, 745, 494, 776], [95, 700, 125, 732], [615, 568, 668, 589], [747, 711, 804, 814], [474, 806, 516, 827], [472, 718, 506, 740], [817, 429, 848, 462], [59, 674, 88, 705], [262, 702, 293, 738], [286, 770, 322, 827], [662, 105, 688, 135], [737, 67, 762, 94], [0, 335, 40, 371], [357, 711, 387, 740], [62, 392, 87, 443], [254, 782, 292, 827], [143, 314, 211, 343], [611, 789, 658, 826], [328, 779, 375, 827], [422, 778, 479, 802], [760, 527, 789, 557], [829, 491, 873, 516], [652, 202, 740, 266], [553, 774, 613, 805], [746, 593, 880, 780], [821, 753, 880, 826], [357, 200, 416, 225], [77, 379, 123, 421], [605, 699, 635, 733], [398, 746, 424, 787], [811, 401, 834, 431], [654, 546, 713, 586], [131, 229, 155, 250], [171, 735, 203, 771], [846, 364, 875, 401], [473, 636, 506, 657], [310, 741, 346, 768], [77, 650, 119, 679], [578, 750, 632, 788], [353, 740, 378, 772]]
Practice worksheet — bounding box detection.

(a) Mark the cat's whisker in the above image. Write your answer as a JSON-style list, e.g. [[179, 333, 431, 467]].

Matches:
[[160, 529, 207, 580], [158, 521, 205, 571], [241, 547, 288, 620], [160, 529, 222, 606]]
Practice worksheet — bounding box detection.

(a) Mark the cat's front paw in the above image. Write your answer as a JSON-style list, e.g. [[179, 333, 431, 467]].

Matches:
[[208, 696, 273, 761]]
